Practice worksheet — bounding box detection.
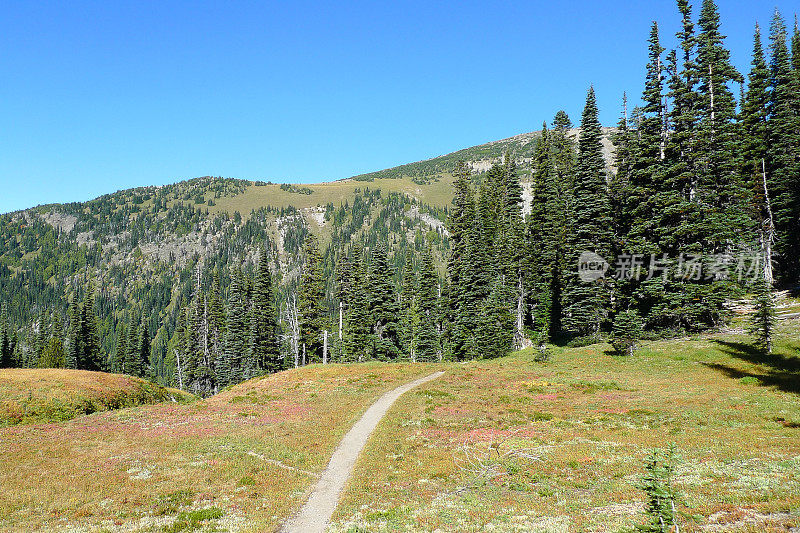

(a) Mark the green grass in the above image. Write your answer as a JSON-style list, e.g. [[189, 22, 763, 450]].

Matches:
[[333, 323, 800, 532], [0, 362, 436, 532], [3, 320, 800, 532], [209, 174, 458, 217], [0, 369, 194, 426]]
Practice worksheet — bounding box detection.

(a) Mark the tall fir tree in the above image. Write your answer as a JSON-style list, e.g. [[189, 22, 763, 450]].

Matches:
[[368, 241, 400, 360], [527, 122, 557, 343], [66, 298, 81, 369], [500, 152, 526, 348], [248, 248, 281, 374], [415, 245, 441, 361], [125, 314, 142, 376], [694, 0, 747, 248], [742, 23, 775, 283], [208, 270, 226, 380], [114, 322, 127, 374], [298, 234, 329, 363], [448, 161, 479, 360], [222, 270, 248, 385], [0, 305, 12, 368], [137, 319, 150, 378], [767, 11, 800, 284], [398, 250, 417, 359], [79, 284, 101, 371], [562, 87, 612, 335], [344, 243, 371, 362]]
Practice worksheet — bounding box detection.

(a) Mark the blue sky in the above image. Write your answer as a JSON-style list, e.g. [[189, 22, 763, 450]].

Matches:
[[1, 1, 796, 213]]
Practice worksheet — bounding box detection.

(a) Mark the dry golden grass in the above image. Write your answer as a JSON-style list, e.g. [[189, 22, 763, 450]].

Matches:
[[333, 326, 800, 532], [0, 362, 435, 532], [0, 369, 191, 426], [3, 323, 800, 532], [209, 174, 457, 216]]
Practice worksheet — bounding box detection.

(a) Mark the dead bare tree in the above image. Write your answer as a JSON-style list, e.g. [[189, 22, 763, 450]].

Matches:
[[282, 293, 300, 368], [452, 429, 548, 495]]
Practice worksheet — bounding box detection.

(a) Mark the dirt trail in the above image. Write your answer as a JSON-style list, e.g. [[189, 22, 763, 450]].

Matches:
[[281, 371, 445, 533]]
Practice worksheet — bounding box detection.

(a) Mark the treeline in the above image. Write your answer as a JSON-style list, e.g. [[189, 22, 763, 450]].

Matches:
[[1, 0, 797, 394], [524, 1, 800, 342]]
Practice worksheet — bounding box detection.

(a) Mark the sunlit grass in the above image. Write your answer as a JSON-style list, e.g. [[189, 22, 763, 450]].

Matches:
[[3, 317, 800, 531], [0, 369, 192, 426], [0, 362, 435, 532], [333, 323, 800, 532]]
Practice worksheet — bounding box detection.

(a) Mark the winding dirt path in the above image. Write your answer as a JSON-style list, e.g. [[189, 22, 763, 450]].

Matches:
[[281, 371, 445, 533]]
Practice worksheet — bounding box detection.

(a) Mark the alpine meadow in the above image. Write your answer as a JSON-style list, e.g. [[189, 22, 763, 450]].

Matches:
[[2, 1, 800, 532]]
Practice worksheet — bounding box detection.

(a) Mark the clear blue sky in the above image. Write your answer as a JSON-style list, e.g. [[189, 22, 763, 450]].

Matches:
[[1, 1, 796, 213]]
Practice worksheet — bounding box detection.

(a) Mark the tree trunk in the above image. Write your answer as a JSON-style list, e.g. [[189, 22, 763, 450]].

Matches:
[[761, 159, 775, 285]]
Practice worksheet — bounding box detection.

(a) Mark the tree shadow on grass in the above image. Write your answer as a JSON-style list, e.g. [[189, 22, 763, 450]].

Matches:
[[712, 340, 800, 372], [702, 340, 800, 395]]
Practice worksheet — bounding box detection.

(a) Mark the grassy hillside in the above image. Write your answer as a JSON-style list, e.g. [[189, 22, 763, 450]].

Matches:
[[0, 363, 436, 532], [0, 369, 192, 426], [335, 328, 800, 531], [207, 127, 616, 213], [349, 127, 616, 184], [1, 320, 799, 531]]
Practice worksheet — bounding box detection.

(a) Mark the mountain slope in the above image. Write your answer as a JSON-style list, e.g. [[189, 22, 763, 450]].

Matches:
[[0, 127, 615, 388]]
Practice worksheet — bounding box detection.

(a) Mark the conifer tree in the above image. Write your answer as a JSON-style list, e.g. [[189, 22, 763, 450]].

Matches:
[[767, 11, 800, 284], [38, 338, 66, 369], [500, 152, 526, 348], [475, 280, 514, 359], [527, 122, 565, 342], [415, 245, 440, 361], [222, 270, 247, 385], [114, 322, 126, 374], [0, 306, 13, 368], [694, 0, 747, 248], [398, 251, 417, 358], [344, 243, 371, 362], [79, 285, 101, 371], [334, 251, 353, 356], [742, 23, 775, 283], [208, 270, 226, 376], [793, 17, 800, 73], [611, 309, 644, 356], [174, 307, 190, 390], [66, 298, 81, 369], [125, 315, 141, 376], [548, 111, 577, 334], [137, 319, 150, 377], [562, 87, 612, 335], [248, 248, 281, 373], [448, 163, 479, 360], [637, 446, 681, 532], [748, 278, 775, 354], [610, 94, 634, 254], [625, 23, 666, 286], [298, 235, 329, 363], [368, 241, 400, 360], [34, 311, 47, 367]]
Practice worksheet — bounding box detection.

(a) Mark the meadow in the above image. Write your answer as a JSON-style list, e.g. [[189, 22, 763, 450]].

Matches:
[[0, 363, 434, 532], [333, 326, 800, 532], [0, 369, 191, 427], [1, 322, 799, 532]]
